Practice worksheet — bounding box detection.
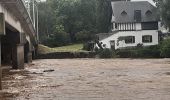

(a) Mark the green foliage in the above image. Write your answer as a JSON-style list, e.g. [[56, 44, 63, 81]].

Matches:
[[160, 39, 170, 58], [38, 0, 112, 45], [75, 30, 95, 42], [96, 0, 112, 33], [95, 48, 116, 58], [38, 2, 56, 40], [97, 49, 115, 58], [137, 45, 161, 58], [116, 45, 161, 58], [43, 31, 70, 47], [83, 42, 95, 51], [154, 0, 170, 30]]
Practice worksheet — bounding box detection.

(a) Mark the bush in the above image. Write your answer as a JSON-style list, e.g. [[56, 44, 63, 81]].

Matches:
[[160, 39, 170, 58], [137, 47, 160, 58], [98, 48, 115, 58], [83, 42, 95, 51], [116, 49, 140, 58], [42, 32, 71, 47], [116, 45, 161, 58]]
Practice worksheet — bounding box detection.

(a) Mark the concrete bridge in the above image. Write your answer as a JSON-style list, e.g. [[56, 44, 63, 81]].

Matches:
[[0, 0, 38, 89]]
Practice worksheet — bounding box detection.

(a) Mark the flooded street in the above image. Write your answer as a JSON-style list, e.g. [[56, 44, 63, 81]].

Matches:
[[1, 59, 170, 100]]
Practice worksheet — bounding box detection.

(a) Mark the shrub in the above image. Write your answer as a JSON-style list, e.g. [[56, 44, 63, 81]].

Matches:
[[42, 32, 71, 47], [98, 48, 115, 58], [160, 39, 170, 58], [83, 42, 95, 51], [137, 47, 160, 58], [116, 45, 161, 58], [116, 49, 136, 58]]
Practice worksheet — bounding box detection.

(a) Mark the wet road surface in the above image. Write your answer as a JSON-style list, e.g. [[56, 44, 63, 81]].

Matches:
[[1, 59, 170, 100]]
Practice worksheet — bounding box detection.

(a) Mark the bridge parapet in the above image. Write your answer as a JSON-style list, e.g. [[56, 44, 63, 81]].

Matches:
[[22, 0, 39, 35], [0, 0, 39, 45]]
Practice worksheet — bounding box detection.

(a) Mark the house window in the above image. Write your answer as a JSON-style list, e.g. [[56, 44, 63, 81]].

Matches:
[[142, 35, 152, 43], [125, 36, 135, 44], [134, 10, 141, 22], [145, 10, 152, 16], [121, 11, 127, 16]]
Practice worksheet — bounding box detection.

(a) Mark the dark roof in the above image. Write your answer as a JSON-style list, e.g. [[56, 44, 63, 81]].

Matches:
[[111, 1, 159, 23]]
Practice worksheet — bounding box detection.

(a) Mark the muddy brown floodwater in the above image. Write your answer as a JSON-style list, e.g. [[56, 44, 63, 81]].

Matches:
[[1, 59, 170, 100]]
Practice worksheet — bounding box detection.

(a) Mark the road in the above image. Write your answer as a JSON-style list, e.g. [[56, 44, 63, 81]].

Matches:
[[1, 59, 170, 100]]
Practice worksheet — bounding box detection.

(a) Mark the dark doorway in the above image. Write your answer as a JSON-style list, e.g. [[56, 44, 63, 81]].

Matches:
[[110, 40, 115, 50]]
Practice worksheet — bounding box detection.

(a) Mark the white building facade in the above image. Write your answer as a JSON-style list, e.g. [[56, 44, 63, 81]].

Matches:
[[98, 1, 160, 50]]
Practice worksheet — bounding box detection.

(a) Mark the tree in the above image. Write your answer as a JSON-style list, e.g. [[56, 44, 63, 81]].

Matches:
[[38, 1, 56, 41], [96, 0, 112, 33], [38, 0, 113, 46], [160, 38, 170, 57], [154, 0, 170, 30]]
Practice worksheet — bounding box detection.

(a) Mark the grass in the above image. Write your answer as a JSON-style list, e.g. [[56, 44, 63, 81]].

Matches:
[[38, 44, 86, 54]]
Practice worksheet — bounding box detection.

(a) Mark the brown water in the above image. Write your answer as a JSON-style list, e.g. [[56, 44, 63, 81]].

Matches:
[[1, 59, 170, 100]]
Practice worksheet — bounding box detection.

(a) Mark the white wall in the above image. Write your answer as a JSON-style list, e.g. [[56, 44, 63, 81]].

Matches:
[[100, 30, 158, 49], [136, 23, 142, 30]]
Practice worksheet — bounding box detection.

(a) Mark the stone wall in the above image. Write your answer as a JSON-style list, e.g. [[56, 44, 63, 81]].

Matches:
[[37, 52, 96, 59]]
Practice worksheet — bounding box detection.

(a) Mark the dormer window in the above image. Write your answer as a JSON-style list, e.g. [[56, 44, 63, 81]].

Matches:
[[134, 10, 141, 22], [121, 11, 127, 16], [145, 10, 152, 16]]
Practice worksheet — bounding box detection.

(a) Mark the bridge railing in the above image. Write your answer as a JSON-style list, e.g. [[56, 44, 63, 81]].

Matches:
[[22, 0, 37, 26], [22, 0, 39, 41], [22, 0, 31, 19]]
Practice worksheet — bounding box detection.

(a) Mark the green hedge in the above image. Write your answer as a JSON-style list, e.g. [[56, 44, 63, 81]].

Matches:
[[95, 38, 170, 58], [116, 45, 161, 58], [97, 48, 115, 58], [160, 39, 170, 58]]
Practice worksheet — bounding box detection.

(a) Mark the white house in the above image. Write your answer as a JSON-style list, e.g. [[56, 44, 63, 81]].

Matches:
[[97, 0, 160, 50]]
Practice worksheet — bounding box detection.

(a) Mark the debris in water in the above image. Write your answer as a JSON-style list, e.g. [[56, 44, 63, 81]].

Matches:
[[32, 72, 43, 74], [43, 69, 55, 72], [165, 72, 170, 75]]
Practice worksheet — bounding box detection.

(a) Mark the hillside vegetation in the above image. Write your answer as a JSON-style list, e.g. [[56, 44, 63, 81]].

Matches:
[[38, 44, 85, 54]]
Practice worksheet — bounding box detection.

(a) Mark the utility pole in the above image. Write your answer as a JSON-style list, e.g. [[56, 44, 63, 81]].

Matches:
[[32, 0, 36, 28], [36, 1, 39, 42]]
